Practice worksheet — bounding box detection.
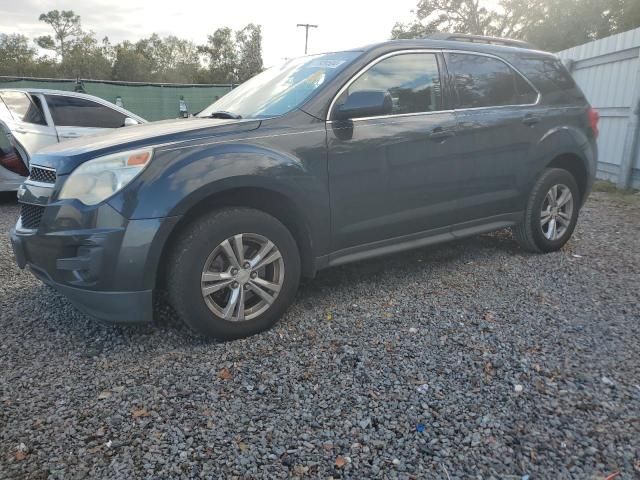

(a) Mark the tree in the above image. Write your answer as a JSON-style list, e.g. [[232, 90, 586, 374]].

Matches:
[[392, 0, 640, 51], [112, 41, 155, 82], [1, 10, 265, 83], [130, 34, 202, 82], [199, 24, 264, 83], [611, 0, 640, 34], [235, 24, 263, 82], [200, 27, 239, 83], [0, 34, 38, 76], [59, 31, 112, 79], [36, 10, 82, 59]]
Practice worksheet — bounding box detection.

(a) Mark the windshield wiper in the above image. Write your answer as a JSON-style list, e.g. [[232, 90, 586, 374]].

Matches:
[[203, 110, 242, 119]]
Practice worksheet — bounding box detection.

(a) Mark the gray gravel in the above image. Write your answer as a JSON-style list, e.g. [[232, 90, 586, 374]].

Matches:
[[1, 190, 639, 479]]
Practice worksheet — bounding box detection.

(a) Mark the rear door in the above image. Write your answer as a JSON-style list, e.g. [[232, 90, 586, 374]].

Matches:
[[45, 94, 129, 140], [444, 52, 541, 226], [0, 91, 58, 158]]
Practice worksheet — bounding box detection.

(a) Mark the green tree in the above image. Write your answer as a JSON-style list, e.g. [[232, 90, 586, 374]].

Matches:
[[200, 27, 238, 83], [59, 31, 112, 79], [199, 24, 264, 83], [235, 24, 263, 82], [0, 34, 38, 76], [132, 34, 201, 82], [392, 0, 640, 51], [112, 41, 155, 82], [36, 10, 82, 59]]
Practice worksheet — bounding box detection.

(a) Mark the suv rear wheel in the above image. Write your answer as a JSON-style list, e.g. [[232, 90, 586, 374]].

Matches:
[[167, 207, 301, 339], [513, 168, 580, 253]]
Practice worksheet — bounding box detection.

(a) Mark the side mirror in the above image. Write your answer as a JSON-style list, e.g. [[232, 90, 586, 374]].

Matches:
[[123, 117, 139, 127], [334, 90, 393, 120]]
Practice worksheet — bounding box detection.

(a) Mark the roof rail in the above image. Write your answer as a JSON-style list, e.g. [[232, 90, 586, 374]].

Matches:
[[426, 32, 535, 49]]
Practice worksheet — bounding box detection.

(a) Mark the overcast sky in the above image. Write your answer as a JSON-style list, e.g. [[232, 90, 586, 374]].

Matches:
[[0, 0, 418, 66]]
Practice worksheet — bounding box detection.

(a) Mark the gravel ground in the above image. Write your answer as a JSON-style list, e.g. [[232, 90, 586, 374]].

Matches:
[[0, 190, 639, 480]]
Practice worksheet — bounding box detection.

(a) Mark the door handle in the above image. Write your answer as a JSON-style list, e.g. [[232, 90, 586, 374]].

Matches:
[[14, 127, 27, 134], [428, 127, 455, 142], [64, 132, 80, 138], [522, 114, 540, 126]]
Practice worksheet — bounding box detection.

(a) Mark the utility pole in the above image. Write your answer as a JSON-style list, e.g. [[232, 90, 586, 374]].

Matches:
[[296, 23, 318, 55]]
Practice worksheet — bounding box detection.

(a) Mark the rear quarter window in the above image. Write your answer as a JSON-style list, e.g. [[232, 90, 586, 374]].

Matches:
[[506, 55, 585, 105]]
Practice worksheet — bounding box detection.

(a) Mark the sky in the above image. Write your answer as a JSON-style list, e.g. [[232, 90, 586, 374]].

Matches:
[[0, 0, 418, 66]]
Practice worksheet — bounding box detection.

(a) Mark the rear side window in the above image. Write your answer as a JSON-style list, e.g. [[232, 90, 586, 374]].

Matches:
[[446, 53, 538, 108], [0, 92, 47, 125], [46, 95, 127, 128], [346, 53, 444, 115], [510, 56, 584, 104]]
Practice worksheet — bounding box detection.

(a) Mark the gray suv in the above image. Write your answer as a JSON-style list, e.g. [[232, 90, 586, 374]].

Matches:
[[10, 35, 598, 339]]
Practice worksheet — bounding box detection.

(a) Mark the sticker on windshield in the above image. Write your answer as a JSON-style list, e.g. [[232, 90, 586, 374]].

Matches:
[[307, 59, 346, 69]]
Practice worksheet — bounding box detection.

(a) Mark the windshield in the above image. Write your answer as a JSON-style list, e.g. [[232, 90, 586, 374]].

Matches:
[[197, 51, 360, 119]]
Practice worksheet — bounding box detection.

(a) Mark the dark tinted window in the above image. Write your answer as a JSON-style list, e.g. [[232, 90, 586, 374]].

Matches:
[[346, 53, 443, 115], [447, 53, 537, 108], [510, 55, 583, 104], [46, 95, 127, 128], [0, 92, 46, 125]]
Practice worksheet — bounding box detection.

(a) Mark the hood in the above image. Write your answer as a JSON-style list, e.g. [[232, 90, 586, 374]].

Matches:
[[32, 117, 261, 175]]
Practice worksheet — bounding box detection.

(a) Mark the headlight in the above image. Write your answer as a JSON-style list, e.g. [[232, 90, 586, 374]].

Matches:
[[58, 148, 153, 205]]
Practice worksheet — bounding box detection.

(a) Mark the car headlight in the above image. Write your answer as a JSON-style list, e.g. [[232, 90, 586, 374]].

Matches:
[[58, 148, 153, 205]]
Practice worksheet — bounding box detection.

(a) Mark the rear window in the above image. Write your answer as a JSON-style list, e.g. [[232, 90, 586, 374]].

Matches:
[[0, 92, 47, 125], [46, 95, 127, 128], [445, 53, 538, 108]]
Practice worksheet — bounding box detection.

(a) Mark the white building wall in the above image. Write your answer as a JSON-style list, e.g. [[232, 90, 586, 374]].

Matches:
[[557, 27, 640, 188]]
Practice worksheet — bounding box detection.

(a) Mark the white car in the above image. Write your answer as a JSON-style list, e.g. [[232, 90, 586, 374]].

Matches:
[[0, 89, 146, 191]]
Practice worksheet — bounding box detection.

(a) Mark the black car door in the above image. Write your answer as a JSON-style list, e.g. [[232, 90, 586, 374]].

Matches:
[[444, 52, 541, 227], [327, 51, 460, 253]]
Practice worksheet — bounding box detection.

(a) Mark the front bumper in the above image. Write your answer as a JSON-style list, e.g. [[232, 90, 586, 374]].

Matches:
[[10, 190, 179, 324], [12, 236, 152, 323]]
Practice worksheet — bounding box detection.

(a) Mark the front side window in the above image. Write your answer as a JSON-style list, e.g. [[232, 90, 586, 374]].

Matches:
[[446, 53, 538, 108], [345, 53, 443, 115], [0, 92, 46, 125], [46, 95, 127, 128]]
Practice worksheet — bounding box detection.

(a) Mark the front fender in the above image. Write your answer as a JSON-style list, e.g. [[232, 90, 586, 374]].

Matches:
[[110, 141, 325, 219], [107, 137, 330, 284]]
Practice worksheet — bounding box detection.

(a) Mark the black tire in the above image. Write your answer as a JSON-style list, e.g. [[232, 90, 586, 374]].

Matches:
[[513, 168, 580, 253], [167, 207, 300, 339]]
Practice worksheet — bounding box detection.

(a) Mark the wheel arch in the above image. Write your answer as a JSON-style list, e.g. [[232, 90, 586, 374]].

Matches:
[[153, 185, 317, 291], [544, 152, 589, 204]]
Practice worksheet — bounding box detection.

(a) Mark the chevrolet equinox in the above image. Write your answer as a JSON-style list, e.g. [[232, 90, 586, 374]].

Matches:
[[10, 35, 598, 339]]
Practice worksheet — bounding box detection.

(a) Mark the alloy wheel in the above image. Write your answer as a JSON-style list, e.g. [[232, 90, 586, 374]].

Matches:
[[540, 183, 574, 241], [200, 233, 285, 321]]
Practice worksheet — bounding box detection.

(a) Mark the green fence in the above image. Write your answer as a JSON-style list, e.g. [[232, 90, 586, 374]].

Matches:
[[0, 77, 235, 122]]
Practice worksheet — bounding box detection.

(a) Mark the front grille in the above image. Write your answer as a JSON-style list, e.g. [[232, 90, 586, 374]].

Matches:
[[30, 166, 56, 184], [20, 204, 45, 230]]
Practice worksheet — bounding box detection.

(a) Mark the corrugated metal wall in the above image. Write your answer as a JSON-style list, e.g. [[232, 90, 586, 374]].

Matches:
[[0, 77, 234, 122], [557, 28, 640, 189]]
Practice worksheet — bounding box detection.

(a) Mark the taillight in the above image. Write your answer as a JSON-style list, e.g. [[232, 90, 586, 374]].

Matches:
[[0, 147, 29, 176], [587, 107, 599, 139]]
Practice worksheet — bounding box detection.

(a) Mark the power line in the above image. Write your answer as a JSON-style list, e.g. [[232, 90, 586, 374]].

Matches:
[[296, 23, 318, 55]]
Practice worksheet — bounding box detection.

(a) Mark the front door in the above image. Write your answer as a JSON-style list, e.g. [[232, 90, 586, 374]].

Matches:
[[327, 51, 459, 252]]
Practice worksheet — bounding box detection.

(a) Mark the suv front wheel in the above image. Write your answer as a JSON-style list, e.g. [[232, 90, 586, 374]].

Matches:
[[513, 167, 580, 253], [167, 207, 301, 339]]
